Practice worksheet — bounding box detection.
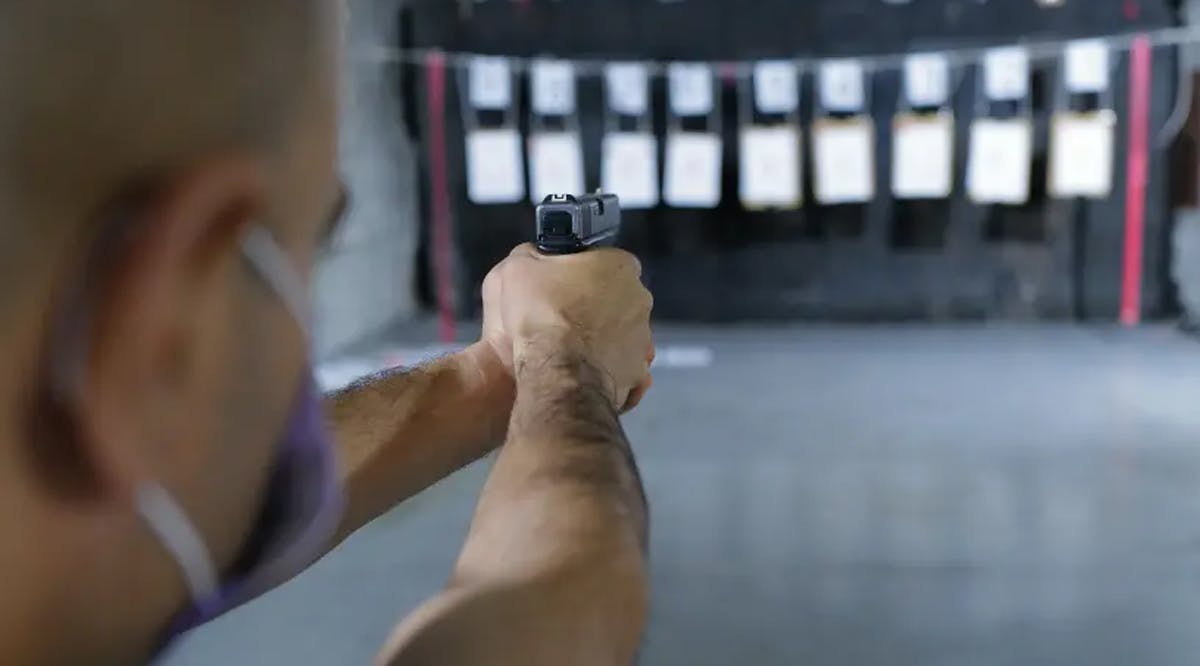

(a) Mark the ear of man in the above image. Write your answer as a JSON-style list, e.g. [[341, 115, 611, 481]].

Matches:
[[40, 156, 270, 509]]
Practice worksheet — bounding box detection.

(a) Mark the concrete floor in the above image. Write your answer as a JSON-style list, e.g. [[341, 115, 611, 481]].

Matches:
[[164, 326, 1200, 666]]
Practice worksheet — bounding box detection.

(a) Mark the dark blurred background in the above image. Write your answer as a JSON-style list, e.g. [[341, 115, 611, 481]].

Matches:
[[167, 2, 1200, 665]]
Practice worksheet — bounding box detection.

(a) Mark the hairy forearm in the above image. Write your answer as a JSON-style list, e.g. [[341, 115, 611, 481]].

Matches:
[[325, 343, 515, 543], [378, 342, 650, 666], [453, 341, 649, 597]]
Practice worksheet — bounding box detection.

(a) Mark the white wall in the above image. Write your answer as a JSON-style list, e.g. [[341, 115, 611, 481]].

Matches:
[[315, 0, 419, 358], [1174, 1, 1200, 322]]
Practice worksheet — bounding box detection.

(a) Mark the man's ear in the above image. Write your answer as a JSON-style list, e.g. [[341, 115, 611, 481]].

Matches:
[[69, 155, 270, 502]]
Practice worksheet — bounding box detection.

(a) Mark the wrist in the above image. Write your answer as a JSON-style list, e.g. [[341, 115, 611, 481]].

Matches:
[[513, 334, 618, 408], [460, 341, 507, 387], [458, 342, 517, 445], [513, 327, 595, 382], [514, 327, 583, 370]]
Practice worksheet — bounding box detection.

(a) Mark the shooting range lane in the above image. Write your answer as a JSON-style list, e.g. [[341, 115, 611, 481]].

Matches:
[[165, 326, 1200, 666]]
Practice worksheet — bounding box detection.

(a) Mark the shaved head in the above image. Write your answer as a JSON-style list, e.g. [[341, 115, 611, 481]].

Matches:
[[0, 3, 343, 663], [0, 0, 330, 311]]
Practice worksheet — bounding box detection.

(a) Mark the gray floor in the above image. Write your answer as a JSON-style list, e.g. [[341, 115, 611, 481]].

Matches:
[[164, 325, 1200, 666]]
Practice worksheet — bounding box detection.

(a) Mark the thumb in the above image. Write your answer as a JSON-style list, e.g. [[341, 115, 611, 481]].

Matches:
[[621, 374, 654, 414], [509, 243, 540, 259]]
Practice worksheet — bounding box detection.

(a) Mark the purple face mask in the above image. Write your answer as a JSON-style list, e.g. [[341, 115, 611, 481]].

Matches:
[[139, 227, 344, 647]]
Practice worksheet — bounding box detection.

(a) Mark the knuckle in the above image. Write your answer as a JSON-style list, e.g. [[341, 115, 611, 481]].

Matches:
[[482, 266, 500, 291], [597, 247, 640, 273], [624, 251, 643, 276]]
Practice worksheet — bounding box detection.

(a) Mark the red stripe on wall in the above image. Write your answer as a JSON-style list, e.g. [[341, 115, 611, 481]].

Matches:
[[1121, 36, 1151, 327], [426, 51, 457, 342]]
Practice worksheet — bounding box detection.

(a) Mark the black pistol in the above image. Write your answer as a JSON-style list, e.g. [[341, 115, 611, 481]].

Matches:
[[535, 193, 622, 255]]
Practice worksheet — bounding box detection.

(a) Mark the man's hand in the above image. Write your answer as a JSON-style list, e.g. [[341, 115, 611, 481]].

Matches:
[[326, 244, 653, 547], [379, 244, 654, 666], [480, 244, 655, 412]]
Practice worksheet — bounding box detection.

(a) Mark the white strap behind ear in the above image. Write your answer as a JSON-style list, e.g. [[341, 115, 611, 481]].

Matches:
[[240, 226, 313, 335], [136, 483, 219, 604]]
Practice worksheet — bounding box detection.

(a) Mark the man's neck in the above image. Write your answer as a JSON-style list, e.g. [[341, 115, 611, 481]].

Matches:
[[0, 488, 67, 665], [0, 493, 188, 666], [0, 426, 57, 664], [0, 586, 43, 666], [72, 522, 191, 665]]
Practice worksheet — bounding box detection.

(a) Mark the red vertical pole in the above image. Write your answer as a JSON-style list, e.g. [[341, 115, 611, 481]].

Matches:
[[1120, 36, 1152, 327], [426, 51, 457, 343]]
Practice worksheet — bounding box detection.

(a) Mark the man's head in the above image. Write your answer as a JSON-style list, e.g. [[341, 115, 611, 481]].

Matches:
[[0, 2, 344, 664]]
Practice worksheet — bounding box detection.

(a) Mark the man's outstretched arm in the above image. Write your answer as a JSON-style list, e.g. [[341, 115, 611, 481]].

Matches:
[[378, 341, 649, 666], [325, 341, 515, 544], [378, 245, 655, 666]]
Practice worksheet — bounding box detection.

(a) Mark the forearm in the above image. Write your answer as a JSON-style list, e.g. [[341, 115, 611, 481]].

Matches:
[[325, 343, 515, 543], [454, 348, 649, 585], [379, 342, 650, 666]]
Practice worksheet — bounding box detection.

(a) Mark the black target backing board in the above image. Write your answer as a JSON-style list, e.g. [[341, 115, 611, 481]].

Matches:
[[401, 0, 1180, 322]]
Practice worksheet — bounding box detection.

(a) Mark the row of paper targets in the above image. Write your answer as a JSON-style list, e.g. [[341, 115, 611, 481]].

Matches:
[[461, 40, 1118, 209]]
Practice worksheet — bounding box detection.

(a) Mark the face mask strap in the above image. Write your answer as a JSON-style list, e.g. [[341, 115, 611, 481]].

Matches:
[[134, 226, 311, 613], [43, 208, 315, 616], [136, 483, 219, 604], [35, 192, 225, 610], [240, 226, 313, 337]]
